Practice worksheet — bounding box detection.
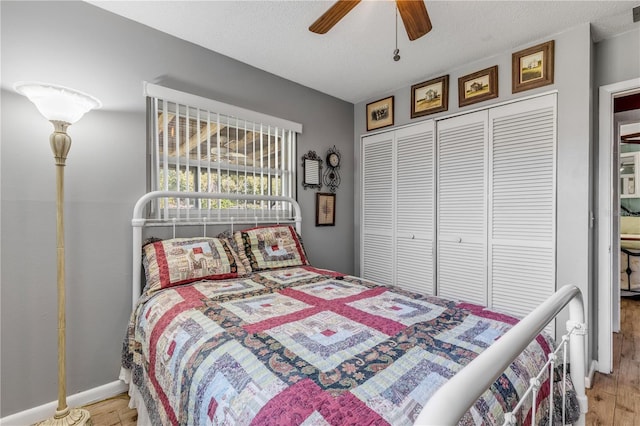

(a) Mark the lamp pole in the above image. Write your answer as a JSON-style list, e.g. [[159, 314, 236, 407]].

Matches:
[[50, 120, 90, 424]]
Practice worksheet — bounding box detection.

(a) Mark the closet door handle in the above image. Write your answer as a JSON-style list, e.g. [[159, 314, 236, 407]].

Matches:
[[457, 237, 462, 243]]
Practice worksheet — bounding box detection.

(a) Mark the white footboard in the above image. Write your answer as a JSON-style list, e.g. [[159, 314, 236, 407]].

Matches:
[[415, 284, 587, 425]]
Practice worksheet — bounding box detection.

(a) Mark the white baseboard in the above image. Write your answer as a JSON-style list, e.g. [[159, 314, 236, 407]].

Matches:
[[585, 359, 598, 388], [0, 380, 128, 426]]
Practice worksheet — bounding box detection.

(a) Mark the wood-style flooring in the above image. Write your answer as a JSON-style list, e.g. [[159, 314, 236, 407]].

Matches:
[[82, 298, 640, 425], [585, 296, 640, 425]]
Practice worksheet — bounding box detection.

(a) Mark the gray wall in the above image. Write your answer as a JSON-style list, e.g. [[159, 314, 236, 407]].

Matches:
[[354, 24, 596, 362], [594, 28, 640, 88], [1, 1, 353, 417]]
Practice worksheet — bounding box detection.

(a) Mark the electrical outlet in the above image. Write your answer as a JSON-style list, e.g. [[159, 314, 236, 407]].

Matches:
[[634, 5, 640, 23]]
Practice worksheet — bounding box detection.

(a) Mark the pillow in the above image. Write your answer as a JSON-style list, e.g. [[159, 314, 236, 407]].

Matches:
[[217, 230, 252, 273], [142, 237, 248, 294], [234, 225, 308, 271]]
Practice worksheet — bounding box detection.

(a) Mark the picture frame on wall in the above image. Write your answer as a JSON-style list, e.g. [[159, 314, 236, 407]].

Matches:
[[366, 96, 394, 131], [316, 192, 336, 226], [411, 75, 449, 118], [512, 40, 555, 93], [458, 65, 499, 107]]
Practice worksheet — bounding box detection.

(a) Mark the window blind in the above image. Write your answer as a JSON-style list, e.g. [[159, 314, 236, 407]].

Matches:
[[145, 83, 301, 223]]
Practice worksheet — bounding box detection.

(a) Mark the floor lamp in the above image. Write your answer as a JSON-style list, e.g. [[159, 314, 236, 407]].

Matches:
[[14, 82, 101, 426]]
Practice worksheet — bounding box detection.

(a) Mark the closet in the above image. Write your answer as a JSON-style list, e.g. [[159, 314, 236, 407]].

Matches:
[[361, 120, 435, 294], [361, 93, 556, 319]]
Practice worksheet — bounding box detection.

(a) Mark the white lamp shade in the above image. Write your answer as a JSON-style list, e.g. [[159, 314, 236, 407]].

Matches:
[[14, 81, 101, 124]]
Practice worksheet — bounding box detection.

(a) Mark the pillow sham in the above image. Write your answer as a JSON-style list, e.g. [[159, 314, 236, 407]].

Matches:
[[217, 230, 252, 273], [142, 237, 248, 294], [234, 225, 308, 271]]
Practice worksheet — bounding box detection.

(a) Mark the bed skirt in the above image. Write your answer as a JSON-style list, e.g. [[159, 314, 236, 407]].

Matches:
[[119, 367, 151, 425]]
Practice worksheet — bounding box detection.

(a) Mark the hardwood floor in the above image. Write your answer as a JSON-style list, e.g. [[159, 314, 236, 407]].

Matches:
[[83, 393, 136, 426], [586, 296, 640, 426], [83, 298, 640, 426]]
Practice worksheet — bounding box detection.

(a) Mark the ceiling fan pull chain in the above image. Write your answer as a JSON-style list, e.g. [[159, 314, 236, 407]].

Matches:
[[393, 6, 401, 62]]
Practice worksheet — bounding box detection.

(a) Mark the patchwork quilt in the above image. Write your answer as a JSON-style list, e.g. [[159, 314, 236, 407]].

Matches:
[[122, 266, 579, 425]]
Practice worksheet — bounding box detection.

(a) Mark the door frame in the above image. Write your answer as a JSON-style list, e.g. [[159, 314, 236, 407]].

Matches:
[[597, 77, 640, 374]]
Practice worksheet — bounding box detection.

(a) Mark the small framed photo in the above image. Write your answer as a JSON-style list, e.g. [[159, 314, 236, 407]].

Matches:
[[411, 75, 449, 118], [512, 40, 554, 93], [458, 65, 499, 107], [316, 192, 336, 226], [366, 96, 394, 131]]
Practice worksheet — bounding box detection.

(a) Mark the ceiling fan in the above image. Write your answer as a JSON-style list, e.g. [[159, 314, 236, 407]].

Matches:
[[309, 0, 432, 41]]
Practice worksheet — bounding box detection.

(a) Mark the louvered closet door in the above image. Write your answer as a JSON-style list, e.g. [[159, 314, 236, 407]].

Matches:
[[437, 111, 488, 304], [362, 132, 394, 286], [395, 121, 435, 294], [488, 94, 556, 321]]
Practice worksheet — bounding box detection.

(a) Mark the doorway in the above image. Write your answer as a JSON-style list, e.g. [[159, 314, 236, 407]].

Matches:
[[597, 78, 640, 374]]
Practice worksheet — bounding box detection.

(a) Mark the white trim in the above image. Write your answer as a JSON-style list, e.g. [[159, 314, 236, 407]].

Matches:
[[143, 82, 303, 133], [585, 360, 598, 389], [597, 77, 640, 374], [0, 381, 127, 426]]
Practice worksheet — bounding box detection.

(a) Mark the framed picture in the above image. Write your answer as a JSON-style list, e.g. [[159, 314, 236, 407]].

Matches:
[[512, 40, 555, 93], [316, 192, 336, 226], [411, 75, 449, 118], [458, 65, 499, 107], [366, 96, 394, 131]]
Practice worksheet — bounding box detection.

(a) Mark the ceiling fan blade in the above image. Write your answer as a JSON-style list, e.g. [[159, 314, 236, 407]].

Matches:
[[396, 0, 432, 41], [309, 0, 361, 34]]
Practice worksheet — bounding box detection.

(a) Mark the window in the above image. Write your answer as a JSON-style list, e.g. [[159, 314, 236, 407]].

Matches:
[[145, 83, 302, 221]]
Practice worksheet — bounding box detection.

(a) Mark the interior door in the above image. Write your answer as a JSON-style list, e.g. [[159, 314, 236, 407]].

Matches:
[[488, 94, 557, 332], [361, 131, 395, 286], [395, 121, 435, 294], [436, 111, 488, 304]]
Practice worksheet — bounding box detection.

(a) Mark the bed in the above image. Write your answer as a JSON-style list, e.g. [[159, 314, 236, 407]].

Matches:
[[121, 191, 587, 425]]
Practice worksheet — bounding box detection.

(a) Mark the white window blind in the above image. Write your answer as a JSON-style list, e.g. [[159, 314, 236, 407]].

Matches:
[[145, 83, 302, 222]]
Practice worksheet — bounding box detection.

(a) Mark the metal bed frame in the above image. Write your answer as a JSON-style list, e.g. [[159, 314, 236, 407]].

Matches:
[[621, 247, 640, 294], [128, 191, 587, 425]]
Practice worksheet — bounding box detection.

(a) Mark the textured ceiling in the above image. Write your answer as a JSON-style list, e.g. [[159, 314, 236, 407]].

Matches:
[[88, 0, 640, 104]]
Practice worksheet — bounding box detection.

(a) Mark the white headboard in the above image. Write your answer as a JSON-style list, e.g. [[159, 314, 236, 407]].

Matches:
[[131, 190, 303, 307]]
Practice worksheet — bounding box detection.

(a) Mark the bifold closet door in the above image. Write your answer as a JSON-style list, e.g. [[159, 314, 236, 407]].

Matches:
[[361, 131, 394, 286], [395, 122, 435, 294], [488, 94, 556, 320], [437, 111, 488, 304]]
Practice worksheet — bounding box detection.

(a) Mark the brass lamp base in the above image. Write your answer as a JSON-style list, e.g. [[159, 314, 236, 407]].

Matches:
[[36, 407, 92, 426]]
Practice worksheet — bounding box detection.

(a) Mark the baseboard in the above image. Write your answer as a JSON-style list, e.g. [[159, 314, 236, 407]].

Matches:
[[0, 380, 128, 426], [585, 359, 598, 388]]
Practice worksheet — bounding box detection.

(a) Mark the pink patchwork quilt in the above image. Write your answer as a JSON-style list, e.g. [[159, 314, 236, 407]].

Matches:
[[122, 266, 579, 425]]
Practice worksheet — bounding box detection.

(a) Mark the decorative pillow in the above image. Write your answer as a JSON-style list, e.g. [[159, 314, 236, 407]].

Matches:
[[234, 225, 308, 271], [217, 230, 252, 273], [142, 237, 248, 294]]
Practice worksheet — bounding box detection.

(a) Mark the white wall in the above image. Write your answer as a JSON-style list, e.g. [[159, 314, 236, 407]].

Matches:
[[1, 1, 354, 417]]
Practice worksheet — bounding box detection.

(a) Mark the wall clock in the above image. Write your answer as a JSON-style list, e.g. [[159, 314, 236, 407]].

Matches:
[[323, 145, 341, 193]]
